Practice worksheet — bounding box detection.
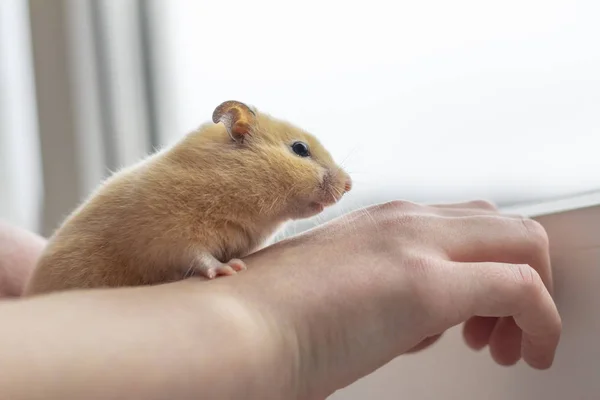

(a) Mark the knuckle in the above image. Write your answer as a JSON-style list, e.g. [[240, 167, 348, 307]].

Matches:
[[468, 199, 498, 211], [379, 213, 429, 236], [368, 201, 423, 233], [404, 252, 437, 274], [519, 218, 550, 251], [355, 202, 432, 251], [511, 264, 544, 296], [374, 200, 419, 214]]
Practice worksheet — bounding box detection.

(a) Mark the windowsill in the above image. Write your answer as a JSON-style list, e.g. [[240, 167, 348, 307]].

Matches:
[[502, 189, 600, 256], [501, 189, 600, 217]]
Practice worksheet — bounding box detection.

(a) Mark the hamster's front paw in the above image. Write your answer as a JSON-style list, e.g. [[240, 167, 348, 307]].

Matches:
[[203, 259, 247, 279], [189, 254, 247, 280], [224, 258, 247, 273]]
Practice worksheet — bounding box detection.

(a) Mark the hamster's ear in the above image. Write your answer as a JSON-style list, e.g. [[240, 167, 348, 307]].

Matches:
[[212, 100, 256, 143]]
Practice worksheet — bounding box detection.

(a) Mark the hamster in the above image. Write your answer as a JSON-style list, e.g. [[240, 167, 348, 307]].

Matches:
[[24, 100, 352, 296]]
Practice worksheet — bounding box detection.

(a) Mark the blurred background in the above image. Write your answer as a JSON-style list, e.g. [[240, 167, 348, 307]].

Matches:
[[1, 0, 599, 237]]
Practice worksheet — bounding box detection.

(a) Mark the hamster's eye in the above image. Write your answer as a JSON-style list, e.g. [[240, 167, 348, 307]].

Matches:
[[291, 141, 310, 157]]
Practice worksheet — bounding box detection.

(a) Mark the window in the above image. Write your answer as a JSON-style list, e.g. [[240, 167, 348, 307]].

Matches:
[[154, 0, 600, 215], [150, 7, 600, 397]]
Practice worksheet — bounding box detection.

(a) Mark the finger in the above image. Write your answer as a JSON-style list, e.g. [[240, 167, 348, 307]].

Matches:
[[436, 215, 553, 293], [462, 316, 497, 350], [429, 207, 524, 219], [488, 317, 522, 366], [372, 200, 520, 221], [430, 200, 499, 212], [438, 261, 561, 369], [426, 200, 525, 220]]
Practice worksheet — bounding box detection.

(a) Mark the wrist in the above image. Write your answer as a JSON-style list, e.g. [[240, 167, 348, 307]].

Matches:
[[230, 243, 350, 400], [200, 281, 305, 400]]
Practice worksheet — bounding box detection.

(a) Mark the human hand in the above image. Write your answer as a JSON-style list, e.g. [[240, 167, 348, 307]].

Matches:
[[0, 202, 560, 400], [231, 200, 561, 399], [0, 220, 46, 298]]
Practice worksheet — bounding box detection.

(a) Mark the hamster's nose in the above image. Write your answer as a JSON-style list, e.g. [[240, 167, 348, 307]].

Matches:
[[344, 178, 353, 193]]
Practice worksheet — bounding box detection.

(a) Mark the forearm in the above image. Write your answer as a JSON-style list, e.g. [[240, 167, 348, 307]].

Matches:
[[0, 280, 296, 400]]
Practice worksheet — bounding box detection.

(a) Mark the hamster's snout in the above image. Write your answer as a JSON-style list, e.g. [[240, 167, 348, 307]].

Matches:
[[344, 178, 352, 193], [321, 169, 352, 205], [301, 168, 352, 218], [338, 169, 352, 195]]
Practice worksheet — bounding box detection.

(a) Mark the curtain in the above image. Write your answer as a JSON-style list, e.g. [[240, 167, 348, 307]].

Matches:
[[0, 0, 42, 233], [15, 0, 164, 236]]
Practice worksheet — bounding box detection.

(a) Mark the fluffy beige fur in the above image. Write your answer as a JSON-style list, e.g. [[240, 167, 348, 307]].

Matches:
[[24, 101, 351, 295]]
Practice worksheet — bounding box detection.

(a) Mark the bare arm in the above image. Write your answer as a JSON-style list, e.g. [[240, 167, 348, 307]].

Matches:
[[0, 281, 293, 400], [0, 201, 561, 400]]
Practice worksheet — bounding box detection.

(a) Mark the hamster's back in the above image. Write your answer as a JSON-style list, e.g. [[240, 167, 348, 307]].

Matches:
[[24, 163, 170, 294]]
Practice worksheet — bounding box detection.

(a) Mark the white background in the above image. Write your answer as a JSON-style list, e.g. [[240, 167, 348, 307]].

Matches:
[[1, 0, 599, 232], [158, 0, 600, 208]]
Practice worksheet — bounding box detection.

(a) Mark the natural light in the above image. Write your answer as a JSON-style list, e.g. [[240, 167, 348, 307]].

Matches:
[[158, 0, 600, 209]]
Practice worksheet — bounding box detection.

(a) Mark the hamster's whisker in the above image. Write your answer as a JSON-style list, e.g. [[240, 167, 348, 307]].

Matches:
[[361, 207, 379, 232], [338, 144, 360, 169], [183, 263, 195, 279], [340, 211, 353, 230], [329, 185, 343, 200], [315, 214, 326, 226], [283, 181, 300, 202], [276, 223, 291, 240], [332, 205, 355, 232]]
